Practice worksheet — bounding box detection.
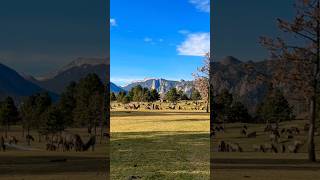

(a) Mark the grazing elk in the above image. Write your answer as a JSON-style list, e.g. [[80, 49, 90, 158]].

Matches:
[[62, 134, 76, 151], [133, 104, 140, 110], [46, 143, 57, 151], [8, 136, 18, 145], [269, 133, 278, 143], [26, 135, 35, 145], [62, 140, 73, 151], [280, 144, 286, 153], [269, 130, 280, 143], [57, 136, 64, 150], [264, 124, 272, 132], [230, 143, 243, 152], [288, 141, 303, 153], [74, 134, 84, 152], [247, 131, 257, 138], [214, 126, 224, 132], [83, 136, 96, 151], [304, 124, 309, 132], [218, 141, 226, 152], [271, 144, 278, 153], [210, 128, 215, 137], [240, 129, 247, 136], [253, 144, 265, 152], [0, 136, 6, 152], [290, 127, 300, 135], [263, 143, 278, 153]]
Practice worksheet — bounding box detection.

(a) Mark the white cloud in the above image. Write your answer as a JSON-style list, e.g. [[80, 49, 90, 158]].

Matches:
[[111, 77, 148, 86], [177, 32, 210, 56], [111, 77, 138, 86], [189, 0, 210, 13], [178, 30, 190, 35], [144, 37, 153, 42], [110, 18, 117, 26]]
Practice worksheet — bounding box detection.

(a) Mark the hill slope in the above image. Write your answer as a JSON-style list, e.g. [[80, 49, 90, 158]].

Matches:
[[211, 56, 307, 114], [0, 63, 51, 101], [33, 58, 108, 94]]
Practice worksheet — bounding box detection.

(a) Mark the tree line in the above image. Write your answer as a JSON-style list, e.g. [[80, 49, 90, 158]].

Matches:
[[0, 73, 106, 141], [110, 85, 202, 104], [212, 88, 294, 125]]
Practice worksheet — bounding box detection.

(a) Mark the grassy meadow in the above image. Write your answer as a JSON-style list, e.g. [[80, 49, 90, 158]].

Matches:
[[211, 120, 320, 180], [3, 100, 320, 180], [0, 127, 109, 180], [110, 101, 210, 179]]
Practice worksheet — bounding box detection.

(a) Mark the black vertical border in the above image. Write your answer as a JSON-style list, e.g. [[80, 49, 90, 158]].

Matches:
[[209, 0, 214, 179], [105, 0, 110, 179]]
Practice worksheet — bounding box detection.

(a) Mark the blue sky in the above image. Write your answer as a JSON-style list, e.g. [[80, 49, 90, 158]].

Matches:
[[110, 0, 210, 86], [213, 0, 294, 61], [0, 0, 295, 83], [0, 0, 107, 76]]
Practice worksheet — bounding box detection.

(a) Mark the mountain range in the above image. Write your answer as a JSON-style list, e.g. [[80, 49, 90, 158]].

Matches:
[[0, 58, 110, 102], [121, 78, 194, 96], [30, 57, 109, 94], [21, 57, 194, 95], [0, 56, 307, 116], [0, 58, 194, 101], [211, 56, 307, 115], [0, 63, 57, 102]]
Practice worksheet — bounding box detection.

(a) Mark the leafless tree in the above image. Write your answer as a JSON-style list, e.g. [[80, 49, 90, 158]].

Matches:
[[193, 52, 210, 112], [260, 0, 319, 162]]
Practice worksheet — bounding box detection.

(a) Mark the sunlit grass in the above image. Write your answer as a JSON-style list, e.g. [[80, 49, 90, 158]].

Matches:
[[111, 111, 209, 132], [110, 107, 210, 179]]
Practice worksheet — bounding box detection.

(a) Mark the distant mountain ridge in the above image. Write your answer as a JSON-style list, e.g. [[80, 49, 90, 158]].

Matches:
[[28, 58, 195, 95], [121, 78, 194, 96], [37, 57, 107, 81], [0, 58, 115, 101], [26, 57, 124, 94], [211, 56, 307, 114], [31, 57, 109, 94], [110, 82, 125, 93], [0, 63, 57, 101]]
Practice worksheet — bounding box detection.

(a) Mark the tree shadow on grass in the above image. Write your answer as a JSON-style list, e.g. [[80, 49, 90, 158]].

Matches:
[[111, 111, 208, 117], [211, 154, 320, 170], [142, 118, 209, 123], [0, 155, 109, 175], [110, 131, 210, 179]]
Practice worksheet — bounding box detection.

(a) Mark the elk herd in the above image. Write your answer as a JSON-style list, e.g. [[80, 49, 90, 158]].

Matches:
[[45, 134, 96, 152], [111, 101, 207, 111], [214, 123, 316, 154], [0, 133, 97, 152]]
